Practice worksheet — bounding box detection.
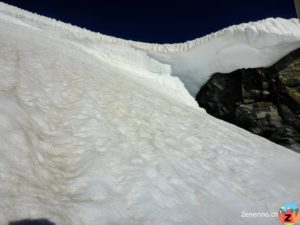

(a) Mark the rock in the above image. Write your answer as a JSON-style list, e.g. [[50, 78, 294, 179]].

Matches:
[[262, 90, 270, 97], [279, 71, 300, 87], [242, 69, 263, 101], [262, 81, 269, 90], [278, 95, 300, 115], [236, 102, 282, 138], [278, 103, 300, 130], [196, 70, 242, 123], [286, 87, 300, 104], [196, 48, 300, 151], [236, 102, 300, 147]]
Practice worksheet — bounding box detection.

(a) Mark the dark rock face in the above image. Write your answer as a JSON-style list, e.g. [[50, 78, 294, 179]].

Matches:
[[8, 219, 55, 225], [197, 71, 242, 123], [196, 48, 300, 152]]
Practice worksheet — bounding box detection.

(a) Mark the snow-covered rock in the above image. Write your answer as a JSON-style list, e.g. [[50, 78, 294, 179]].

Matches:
[[0, 2, 299, 225]]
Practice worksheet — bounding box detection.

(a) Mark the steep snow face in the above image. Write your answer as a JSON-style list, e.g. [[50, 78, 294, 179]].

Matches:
[[0, 3, 300, 225]]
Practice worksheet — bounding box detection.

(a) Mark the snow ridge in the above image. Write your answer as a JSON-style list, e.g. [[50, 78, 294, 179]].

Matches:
[[1, 2, 300, 97], [0, 2, 203, 108], [0, 2, 299, 52]]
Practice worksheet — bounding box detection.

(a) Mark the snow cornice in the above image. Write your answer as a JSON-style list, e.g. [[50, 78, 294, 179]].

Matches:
[[0, 2, 299, 53]]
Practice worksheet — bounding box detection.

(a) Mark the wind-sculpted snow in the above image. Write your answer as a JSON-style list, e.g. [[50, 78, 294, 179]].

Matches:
[[0, 3, 300, 225], [143, 18, 300, 95], [1, 2, 300, 96]]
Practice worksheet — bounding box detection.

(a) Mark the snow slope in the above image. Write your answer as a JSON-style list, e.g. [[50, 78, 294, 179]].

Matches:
[[1, 3, 300, 96], [0, 2, 299, 225]]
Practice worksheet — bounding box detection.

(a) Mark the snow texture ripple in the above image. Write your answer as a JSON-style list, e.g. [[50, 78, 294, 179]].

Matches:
[[0, 2, 299, 225]]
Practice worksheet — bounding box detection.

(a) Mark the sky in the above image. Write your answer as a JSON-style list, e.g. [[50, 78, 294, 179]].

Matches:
[[1, 0, 297, 43]]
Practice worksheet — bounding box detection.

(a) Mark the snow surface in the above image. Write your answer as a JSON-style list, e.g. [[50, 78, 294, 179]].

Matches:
[[0, 2, 299, 225]]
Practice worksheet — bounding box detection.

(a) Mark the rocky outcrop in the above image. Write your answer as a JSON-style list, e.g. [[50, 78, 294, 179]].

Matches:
[[196, 48, 300, 152]]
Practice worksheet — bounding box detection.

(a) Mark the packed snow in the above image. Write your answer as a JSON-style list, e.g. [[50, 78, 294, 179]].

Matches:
[[0, 2, 299, 225], [145, 18, 300, 95]]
